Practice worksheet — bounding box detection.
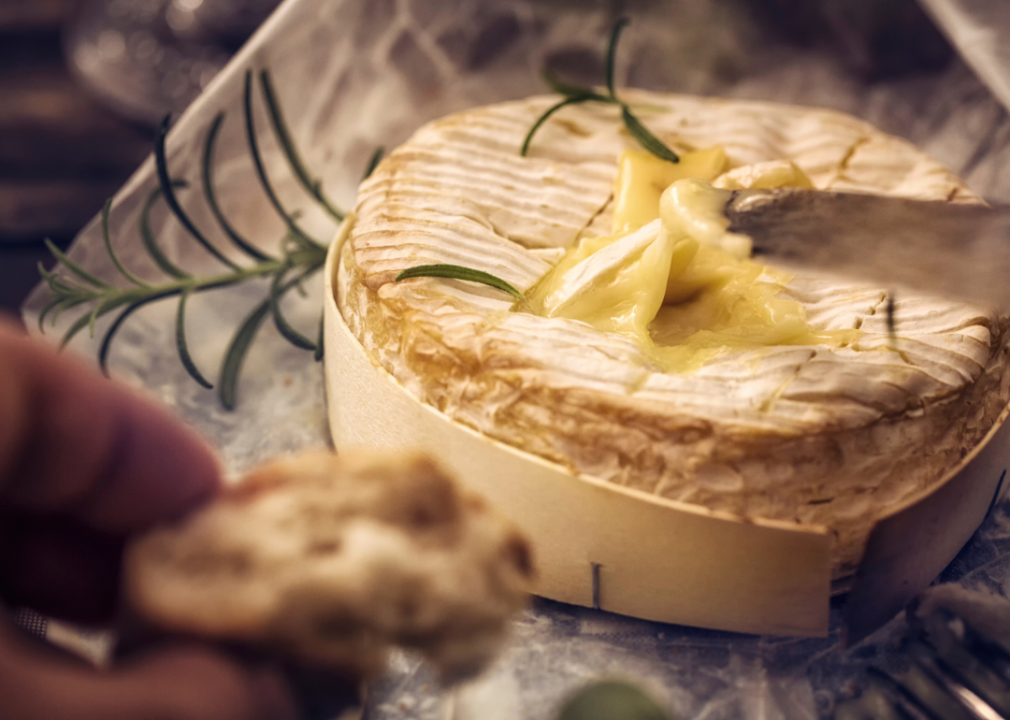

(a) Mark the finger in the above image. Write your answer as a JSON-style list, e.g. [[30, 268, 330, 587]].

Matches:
[[0, 617, 300, 720], [114, 645, 300, 720], [0, 515, 122, 623], [0, 319, 222, 533]]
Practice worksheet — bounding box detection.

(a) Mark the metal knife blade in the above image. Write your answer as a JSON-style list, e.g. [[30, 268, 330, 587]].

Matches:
[[724, 189, 1010, 309]]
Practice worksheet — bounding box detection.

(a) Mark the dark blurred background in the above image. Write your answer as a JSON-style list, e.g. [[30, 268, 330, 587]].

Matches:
[[0, 0, 970, 314], [1, 0, 144, 313], [0, 0, 281, 315]]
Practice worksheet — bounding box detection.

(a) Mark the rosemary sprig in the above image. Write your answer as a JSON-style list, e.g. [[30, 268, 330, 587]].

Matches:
[[521, 18, 679, 163], [38, 65, 362, 408], [396, 264, 527, 306]]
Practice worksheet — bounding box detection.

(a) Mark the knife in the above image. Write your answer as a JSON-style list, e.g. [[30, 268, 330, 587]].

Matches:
[[724, 189, 1010, 309]]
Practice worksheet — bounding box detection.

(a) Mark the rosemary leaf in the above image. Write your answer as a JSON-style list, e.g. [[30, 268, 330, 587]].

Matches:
[[243, 71, 326, 251], [51, 298, 96, 328], [362, 146, 385, 181], [37, 261, 56, 282], [620, 105, 679, 163], [60, 261, 283, 353], [37, 298, 62, 332], [259, 70, 345, 222], [45, 239, 111, 289], [52, 303, 80, 333], [521, 95, 596, 157], [155, 116, 241, 270], [141, 183, 191, 279], [522, 18, 680, 164], [99, 295, 172, 376], [396, 264, 526, 305], [314, 311, 325, 362], [49, 280, 87, 298], [202, 112, 274, 262], [38, 263, 88, 302], [605, 17, 630, 99], [101, 199, 150, 288], [219, 297, 272, 410], [269, 265, 318, 350], [61, 298, 116, 347], [541, 70, 609, 102], [87, 297, 108, 339], [176, 288, 213, 388]]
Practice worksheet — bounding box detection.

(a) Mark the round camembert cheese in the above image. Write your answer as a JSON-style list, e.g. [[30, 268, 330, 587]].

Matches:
[[335, 90, 1010, 579]]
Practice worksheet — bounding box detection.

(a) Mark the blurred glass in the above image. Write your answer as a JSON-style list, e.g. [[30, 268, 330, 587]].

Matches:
[[64, 0, 282, 125]]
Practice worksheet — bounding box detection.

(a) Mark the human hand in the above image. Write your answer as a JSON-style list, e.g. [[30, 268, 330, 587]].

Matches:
[[0, 316, 299, 720]]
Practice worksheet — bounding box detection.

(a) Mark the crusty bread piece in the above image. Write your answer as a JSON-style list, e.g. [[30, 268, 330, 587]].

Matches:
[[123, 450, 535, 681]]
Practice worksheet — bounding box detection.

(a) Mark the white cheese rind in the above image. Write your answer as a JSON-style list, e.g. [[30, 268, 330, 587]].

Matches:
[[337, 91, 1010, 578]]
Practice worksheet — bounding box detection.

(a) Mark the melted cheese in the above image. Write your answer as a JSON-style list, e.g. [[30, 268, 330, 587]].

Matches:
[[713, 159, 815, 190], [525, 220, 674, 337], [612, 146, 728, 234], [528, 149, 859, 371]]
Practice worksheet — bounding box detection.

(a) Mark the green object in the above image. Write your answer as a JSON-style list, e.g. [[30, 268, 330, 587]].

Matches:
[[555, 680, 671, 720], [395, 264, 528, 306], [37, 63, 384, 408], [521, 18, 680, 164]]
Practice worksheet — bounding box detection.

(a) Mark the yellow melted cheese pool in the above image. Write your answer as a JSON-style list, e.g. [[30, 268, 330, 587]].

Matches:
[[526, 148, 860, 372]]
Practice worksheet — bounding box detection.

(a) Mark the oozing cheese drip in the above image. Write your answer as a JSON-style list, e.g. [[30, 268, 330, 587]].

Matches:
[[527, 148, 861, 371]]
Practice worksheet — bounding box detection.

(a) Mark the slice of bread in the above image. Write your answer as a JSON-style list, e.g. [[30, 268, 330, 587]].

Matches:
[[123, 450, 535, 681]]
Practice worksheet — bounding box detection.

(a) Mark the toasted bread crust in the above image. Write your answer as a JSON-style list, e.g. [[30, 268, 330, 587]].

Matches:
[[124, 450, 534, 680]]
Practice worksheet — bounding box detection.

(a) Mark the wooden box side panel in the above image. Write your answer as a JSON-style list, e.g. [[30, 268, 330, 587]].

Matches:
[[844, 408, 1010, 644]]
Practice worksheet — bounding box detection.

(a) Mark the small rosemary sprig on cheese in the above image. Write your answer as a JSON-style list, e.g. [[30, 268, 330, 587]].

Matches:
[[521, 18, 679, 163], [396, 264, 527, 306], [38, 69, 380, 409]]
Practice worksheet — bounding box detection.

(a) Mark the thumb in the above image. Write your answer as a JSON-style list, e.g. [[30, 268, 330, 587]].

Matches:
[[0, 616, 298, 720]]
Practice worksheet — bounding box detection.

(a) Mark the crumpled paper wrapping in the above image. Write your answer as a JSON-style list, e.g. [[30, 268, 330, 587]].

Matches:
[[20, 0, 1010, 716], [921, 0, 1010, 114]]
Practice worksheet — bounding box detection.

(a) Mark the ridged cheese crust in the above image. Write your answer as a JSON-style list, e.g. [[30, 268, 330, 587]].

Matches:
[[336, 91, 1010, 578]]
